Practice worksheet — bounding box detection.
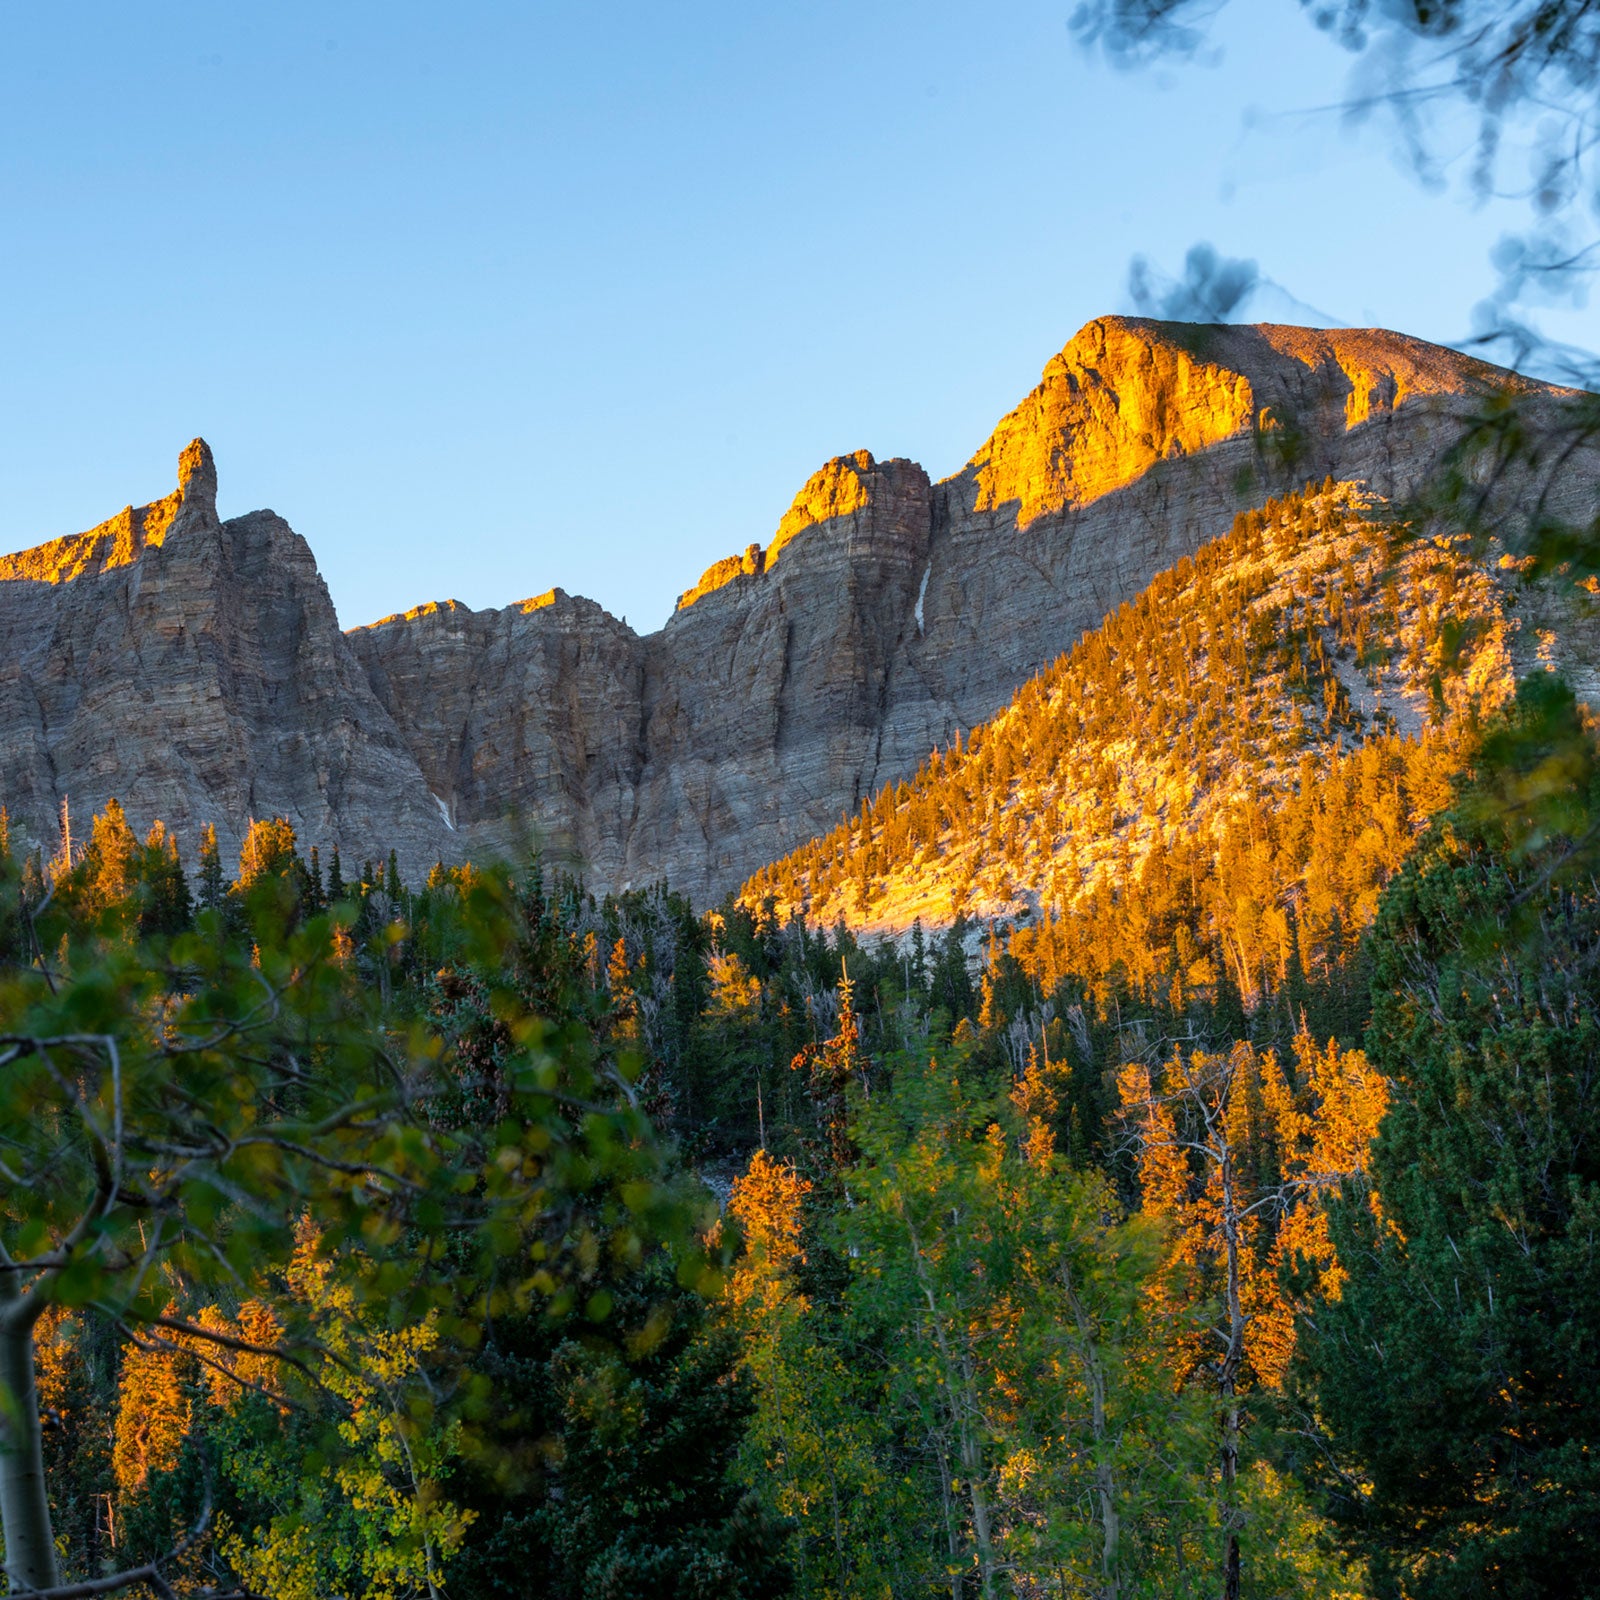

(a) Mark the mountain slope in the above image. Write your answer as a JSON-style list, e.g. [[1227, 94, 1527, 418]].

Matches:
[[353, 319, 1561, 900], [741, 480, 1600, 1006], [0, 319, 1582, 896]]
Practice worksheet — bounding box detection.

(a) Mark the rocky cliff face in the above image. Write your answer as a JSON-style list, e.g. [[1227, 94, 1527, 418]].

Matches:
[[0, 318, 1580, 899], [346, 448, 935, 892], [0, 439, 450, 875]]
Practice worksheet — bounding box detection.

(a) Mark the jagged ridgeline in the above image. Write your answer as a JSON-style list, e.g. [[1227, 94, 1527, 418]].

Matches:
[[742, 481, 1580, 1010], [0, 319, 1574, 906]]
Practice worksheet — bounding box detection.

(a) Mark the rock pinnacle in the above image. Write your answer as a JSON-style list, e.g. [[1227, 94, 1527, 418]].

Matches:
[[177, 438, 217, 513]]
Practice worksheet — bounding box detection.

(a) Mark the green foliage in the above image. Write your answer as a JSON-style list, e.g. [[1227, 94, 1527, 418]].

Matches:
[[729, 1047, 1356, 1599], [452, 1263, 791, 1599], [1298, 683, 1600, 1597], [842, 1058, 1217, 1597], [17, 669, 1596, 1600], [0, 833, 715, 1595]]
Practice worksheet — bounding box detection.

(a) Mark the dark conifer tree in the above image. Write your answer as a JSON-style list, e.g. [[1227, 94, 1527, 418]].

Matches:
[[1298, 680, 1600, 1597], [137, 823, 192, 939], [1205, 946, 1249, 1048], [909, 918, 929, 999], [450, 1265, 792, 1600], [929, 918, 975, 1024], [197, 823, 225, 914]]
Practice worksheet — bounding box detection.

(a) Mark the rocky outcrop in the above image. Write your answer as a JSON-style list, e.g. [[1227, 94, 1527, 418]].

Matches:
[[1, 318, 1586, 899], [348, 589, 646, 876], [897, 318, 1550, 748], [347, 449, 934, 891], [966, 319, 1532, 526], [0, 439, 451, 875]]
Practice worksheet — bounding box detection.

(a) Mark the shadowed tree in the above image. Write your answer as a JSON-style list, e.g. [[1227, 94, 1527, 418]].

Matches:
[[1296, 681, 1600, 1597], [0, 850, 700, 1597]]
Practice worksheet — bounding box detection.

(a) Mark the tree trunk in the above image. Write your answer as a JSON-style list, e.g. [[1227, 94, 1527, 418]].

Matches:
[[956, 1346, 999, 1600], [1061, 1265, 1120, 1600], [1216, 1142, 1246, 1600], [0, 1280, 59, 1594], [934, 1435, 964, 1600], [906, 1216, 992, 1600]]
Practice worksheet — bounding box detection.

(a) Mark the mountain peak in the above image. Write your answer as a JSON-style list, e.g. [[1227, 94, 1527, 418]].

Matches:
[[768, 450, 877, 563], [177, 437, 217, 514], [0, 437, 219, 587], [965, 315, 1533, 528], [3, 317, 1585, 904], [675, 450, 930, 614]]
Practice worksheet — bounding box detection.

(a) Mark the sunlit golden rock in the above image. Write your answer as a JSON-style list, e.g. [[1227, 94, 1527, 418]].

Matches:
[[677, 545, 765, 613], [971, 320, 1256, 525], [768, 450, 874, 563], [0, 438, 215, 586], [967, 318, 1535, 527], [675, 451, 881, 613], [369, 598, 467, 627]]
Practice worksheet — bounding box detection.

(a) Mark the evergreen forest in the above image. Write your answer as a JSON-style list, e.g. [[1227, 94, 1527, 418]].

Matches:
[[3, 483, 1599, 1600]]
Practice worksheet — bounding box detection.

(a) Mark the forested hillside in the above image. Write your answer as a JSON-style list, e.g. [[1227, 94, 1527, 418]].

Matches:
[[744, 482, 1570, 1011], [5, 479, 1600, 1599], [0, 803, 1396, 1598]]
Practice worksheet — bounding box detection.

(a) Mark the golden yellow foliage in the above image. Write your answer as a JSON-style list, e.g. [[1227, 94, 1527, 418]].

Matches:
[[112, 1316, 192, 1493], [1119, 1034, 1388, 1391], [232, 1217, 476, 1598], [727, 1149, 812, 1318], [607, 936, 634, 1003], [193, 1301, 287, 1410], [72, 798, 139, 921], [977, 966, 1001, 1032], [33, 1305, 76, 1422], [707, 947, 763, 1020], [235, 816, 298, 890], [1009, 1043, 1068, 1168]]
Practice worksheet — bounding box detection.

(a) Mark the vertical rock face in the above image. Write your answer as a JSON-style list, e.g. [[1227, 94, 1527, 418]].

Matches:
[[0, 439, 451, 874], [0, 318, 1582, 898], [347, 590, 646, 875], [347, 450, 935, 893], [636, 453, 934, 890]]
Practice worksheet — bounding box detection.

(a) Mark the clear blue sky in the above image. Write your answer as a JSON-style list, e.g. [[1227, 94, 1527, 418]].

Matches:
[[4, 0, 1594, 634]]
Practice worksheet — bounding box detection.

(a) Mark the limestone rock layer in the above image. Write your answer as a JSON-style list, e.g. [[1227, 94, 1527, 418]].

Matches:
[[0, 318, 1576, 900]]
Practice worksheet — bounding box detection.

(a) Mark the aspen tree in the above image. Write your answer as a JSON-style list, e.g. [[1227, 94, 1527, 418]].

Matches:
[[0, 847, 692, 1596], [111, 1315, 192, 1494], [1119, 1035, 1386, 1597]]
